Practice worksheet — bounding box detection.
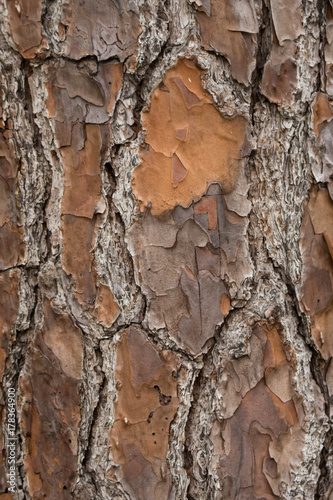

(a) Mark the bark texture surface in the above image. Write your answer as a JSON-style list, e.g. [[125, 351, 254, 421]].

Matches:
[[0, 0, 332, 499]]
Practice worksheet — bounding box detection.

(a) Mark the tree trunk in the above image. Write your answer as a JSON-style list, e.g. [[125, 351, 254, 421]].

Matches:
[[0, 0, 332, 498]]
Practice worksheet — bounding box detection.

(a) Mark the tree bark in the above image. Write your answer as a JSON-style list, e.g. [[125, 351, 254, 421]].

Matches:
[[0, 0, 332, 498]]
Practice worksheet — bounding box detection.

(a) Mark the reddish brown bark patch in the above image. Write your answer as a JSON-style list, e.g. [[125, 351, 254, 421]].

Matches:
[[46, 60, 122, 147], [6, 0, 47, 58], [261, 41, 297, 106], [45, 62, 120, 320], [128, 184, 249, 355], [108, 326, 179, 499], [0, 269, 20, 380], [61, 124, 102, 219], [261, 1, 303, 106], [61, 214, 96, 306], [218, 325, 304, 498], [324, 4, 333, 95], [0, 133, 25, 270], [0, 224, 25, 271], [193, 0, 259, 85], [300, 186, 333, 359], [270, 0, 304, 44], [60, 0, 141, 62], [19, 301, 83, 499], [0, 270, 19, 494], [59, 122, 103, 308]]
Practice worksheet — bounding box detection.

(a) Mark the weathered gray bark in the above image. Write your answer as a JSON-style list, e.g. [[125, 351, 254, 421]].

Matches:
[[0, 0, 332, 499]]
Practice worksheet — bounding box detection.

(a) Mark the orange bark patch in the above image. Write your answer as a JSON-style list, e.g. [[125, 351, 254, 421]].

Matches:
[[108, 326, 178, 499], [100, 62, 123, 114], [220, 293, 231, 316], [61, 124, 102, 219], [194, 196, 218, 230], [312, 92, 333, 137], [132, 58, 248, 215], [45, 83, 56, 118], [95, 284, 120, 328], [19, 301, 83, 498], [61, 215, 96, 306]]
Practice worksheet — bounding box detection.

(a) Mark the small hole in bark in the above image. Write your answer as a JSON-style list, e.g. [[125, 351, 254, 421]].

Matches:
[[152, 432, 155, 435], [154, 441, 157, 444], [147, 411, 154, 423], [63, 486, 67, 490]]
